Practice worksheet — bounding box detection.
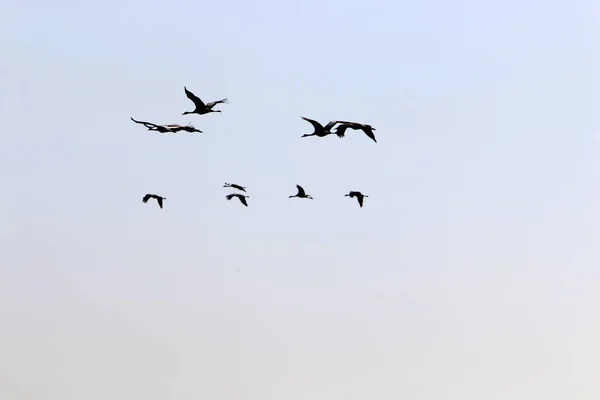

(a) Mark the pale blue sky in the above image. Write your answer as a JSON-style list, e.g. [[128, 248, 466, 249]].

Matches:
[[2, 0, 600, 398]]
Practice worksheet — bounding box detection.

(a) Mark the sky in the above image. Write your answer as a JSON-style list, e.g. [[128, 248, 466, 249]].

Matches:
[[1, 0, 600, 398]]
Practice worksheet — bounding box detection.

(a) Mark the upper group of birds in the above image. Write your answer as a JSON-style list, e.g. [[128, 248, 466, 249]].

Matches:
[[132, 86, 377, 210]]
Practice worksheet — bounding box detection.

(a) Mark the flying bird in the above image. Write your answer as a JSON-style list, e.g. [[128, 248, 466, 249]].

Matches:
[[226, 193, 249, 207], [345, 191, 369, 207], [164, 124, 202, 133], [130, 117, 202, 133], [300, 117, 344, 138], [223, 182, 247, 192], [142, 194, 166, 209], [289, 184, 313, 199], [182, 87, 228, 115], [335, 121, 377, 143], [131, 117, 173, 133]]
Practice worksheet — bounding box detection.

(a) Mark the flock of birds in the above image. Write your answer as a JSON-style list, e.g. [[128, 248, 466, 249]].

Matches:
[[132, 86, 376, 209]]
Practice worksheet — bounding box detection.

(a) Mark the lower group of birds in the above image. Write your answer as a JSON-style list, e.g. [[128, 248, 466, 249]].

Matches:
[[142, 184, 368, 209], [134, 86, 376, 210]]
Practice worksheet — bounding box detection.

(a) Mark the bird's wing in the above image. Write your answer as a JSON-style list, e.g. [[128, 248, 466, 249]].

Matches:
[[335, 124, 350, 138], [184, 87, 206, 108], [142, 194, 151, 203], [131, 117, 159, 129], [333, 120, 357, 127], [157, 197, 163, 208], [323, 120, 342, 131], [362, 127, 377, 143], [357, 195, 364, 207], [225, 194, 234, 200], [296, 185, 306, 196], [232, 184, 246, 192], [301, 117, 323, 132], [239, 196, 248, 207], [205, 98, 228, 108]]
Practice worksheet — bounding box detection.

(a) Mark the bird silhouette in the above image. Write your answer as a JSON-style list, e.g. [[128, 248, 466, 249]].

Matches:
[[300, 117, 344, 138], [223, 182, 247, 192], [142, 194, 166, 209], [289, 184, 313, 199], [335, 121, 377, 143], [226, 193, 249, 207], [182, 87, 228, 115], [345, 191, 368, 207], [131, 117, 202, 133], [163, 123, 202, 133]]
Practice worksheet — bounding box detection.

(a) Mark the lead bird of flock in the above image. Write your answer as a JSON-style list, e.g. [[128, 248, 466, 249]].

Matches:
[[182, 87, 228, 116], [136, 85, 376, 209]]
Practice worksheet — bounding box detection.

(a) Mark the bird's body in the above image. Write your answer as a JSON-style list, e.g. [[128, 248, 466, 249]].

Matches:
[[163, 124, 202, 133], [345, 191, 368, 207], [300, 117, 344, 138], [289, 184, 313, 199], [182, 87, 228, 115], [226, 193, 249, 207], [335, 121, 377, 143], [131, 117, 202, 133], [142, 193, 166, 209], [223, 182, 247, 192]]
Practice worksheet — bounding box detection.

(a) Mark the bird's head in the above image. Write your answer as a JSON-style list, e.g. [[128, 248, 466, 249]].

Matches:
[[307, 195, 314, 199], [344, 193, 350, 197]]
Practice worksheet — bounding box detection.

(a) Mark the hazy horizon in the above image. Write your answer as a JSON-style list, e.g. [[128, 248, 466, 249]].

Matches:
[[2, 0, 600, 399]]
